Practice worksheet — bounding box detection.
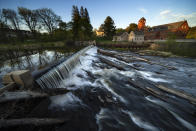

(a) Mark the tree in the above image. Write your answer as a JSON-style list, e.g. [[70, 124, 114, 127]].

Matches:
[[98, 24, 104, 32], [71, 6, 81, 40], [2, 9, 20, 30], [66, 21, 73, 31], [37, 8, 61, 34], [71, 6, 93, 41], [186, 26, 196, 39], [2, 9, 25, 42], [18, 7, 39, 34], [125, 23, 138, 33], [115, 28, 125, 34], [102, 16, 116, 39], [79, 6, 85, 40], [83, 8, 93, 39], [58, 21, 66, 30], [0, 9, 10, 42], [0, 9, 9, 28]]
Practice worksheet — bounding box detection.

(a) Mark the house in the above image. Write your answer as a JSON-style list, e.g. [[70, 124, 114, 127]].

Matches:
[[96, 30, 104, 37], [128, 31, 144, 43], [144, 20, 189, 40], [113, 32, 129, 41]]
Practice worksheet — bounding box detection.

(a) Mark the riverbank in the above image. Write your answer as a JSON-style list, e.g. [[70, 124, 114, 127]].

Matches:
[[0, 41, 66, 51], [1, 40, 195, 58], [149, 41, 196, 57], [96, 40, 196, 58]]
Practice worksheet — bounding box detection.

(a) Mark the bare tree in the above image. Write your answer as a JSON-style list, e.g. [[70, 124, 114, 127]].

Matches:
[[2, 9, 20, 30], [18, 7, 39, 34], [0, 9, 4, 24], [0, 9, 8, 28], [37, 8, 61, 34]]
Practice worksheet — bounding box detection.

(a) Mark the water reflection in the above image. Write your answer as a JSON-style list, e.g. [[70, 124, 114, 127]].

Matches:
[[0, 48, 78, 87]]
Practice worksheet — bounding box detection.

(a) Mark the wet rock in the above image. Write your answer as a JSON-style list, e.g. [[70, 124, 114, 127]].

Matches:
[[133, 64, 141, 67]]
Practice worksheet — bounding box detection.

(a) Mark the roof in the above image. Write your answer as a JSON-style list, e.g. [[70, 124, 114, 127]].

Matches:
[[131, 31, 144, 35], [114, 32, 128, 36], [152, 20, 187, 29]]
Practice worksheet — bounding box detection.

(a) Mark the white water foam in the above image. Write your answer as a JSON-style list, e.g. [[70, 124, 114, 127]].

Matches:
[[138, 71, 170, 83], [59, 46, 99, 89], [96, 108, 125, 131], [122, 110, 159, 131], [145, 95, 196, 131], [49, 92, 83, 110], [99, 78, 127, 103], [36, 45, 94, 89]]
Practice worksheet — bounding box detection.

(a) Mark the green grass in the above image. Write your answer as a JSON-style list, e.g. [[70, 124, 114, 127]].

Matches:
[[151, 40, 196, 57], [186, 26, 196, 39]]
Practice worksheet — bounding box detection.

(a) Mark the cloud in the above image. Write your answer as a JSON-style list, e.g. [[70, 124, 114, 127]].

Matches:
[[160, 10, 171, 15], [139, 8, 148, 14], [159, 10, 196, 27]]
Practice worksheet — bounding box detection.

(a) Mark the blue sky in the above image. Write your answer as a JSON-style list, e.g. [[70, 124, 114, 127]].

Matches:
[[0, 0, 196, 29]]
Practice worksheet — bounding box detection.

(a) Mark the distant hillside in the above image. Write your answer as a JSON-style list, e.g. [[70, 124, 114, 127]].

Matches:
[[186, 26, 196, 39]]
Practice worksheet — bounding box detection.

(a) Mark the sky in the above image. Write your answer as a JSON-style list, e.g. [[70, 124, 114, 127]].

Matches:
[[0, 0, 196, 29]]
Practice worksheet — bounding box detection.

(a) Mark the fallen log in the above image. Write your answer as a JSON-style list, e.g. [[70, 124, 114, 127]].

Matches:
[[127, 78, 169, 102], [0, 91, 48, 103], [98, 49, 194, 105], [98, 49, 149, 63], [0, 118, 65, 128], [0, 82, 16, 94], [98, 49, 177, 70], [157, 85, 196, 105], [98, 56, 125, 71], [98, 49, 139, 70], [98, 49, 118, 57], [44, 88, 69, 95]]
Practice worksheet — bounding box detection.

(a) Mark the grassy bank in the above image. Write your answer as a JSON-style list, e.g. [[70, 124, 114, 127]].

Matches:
[[149, 40, 196, 57], [0, 41, 67, 51]]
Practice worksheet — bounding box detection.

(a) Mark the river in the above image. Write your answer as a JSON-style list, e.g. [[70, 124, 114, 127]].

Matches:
[[1, 47, 196, 130]]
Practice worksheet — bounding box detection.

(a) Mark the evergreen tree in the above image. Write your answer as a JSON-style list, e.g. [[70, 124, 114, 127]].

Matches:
[[80, 6, 85, 18], [103, 16, 116, 39], [79, 6, 85, 40], [71, 5, 81, 40], [84, 8, 93, 40], [71, 6, 93, 41]]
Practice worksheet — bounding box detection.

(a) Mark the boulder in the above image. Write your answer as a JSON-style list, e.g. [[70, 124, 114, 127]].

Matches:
[[2, 70, 33, 89]]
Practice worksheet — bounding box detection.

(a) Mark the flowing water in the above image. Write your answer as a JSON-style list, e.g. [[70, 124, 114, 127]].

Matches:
[[1, 46, 196, 130], [0, 48, 77, 88], [32, 46, 196, 131]]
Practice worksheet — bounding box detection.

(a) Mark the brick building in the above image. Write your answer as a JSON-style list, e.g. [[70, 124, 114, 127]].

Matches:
[[144, 20, 189, 40]]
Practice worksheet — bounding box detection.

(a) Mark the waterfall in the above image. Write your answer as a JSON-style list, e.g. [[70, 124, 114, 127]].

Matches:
[[36, 45, 94, 89]]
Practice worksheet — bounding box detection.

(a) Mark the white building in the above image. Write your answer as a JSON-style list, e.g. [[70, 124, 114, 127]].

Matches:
[[128, 31, 144, 43], [113, 32, 129, 41], [112, 31, 144, 43]]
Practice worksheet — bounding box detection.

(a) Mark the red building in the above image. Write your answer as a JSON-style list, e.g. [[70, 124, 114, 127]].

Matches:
[[138, 17, 146, 31], [144, 20, 189, 40]]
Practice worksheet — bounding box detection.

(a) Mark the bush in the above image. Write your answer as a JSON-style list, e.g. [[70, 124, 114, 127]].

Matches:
[[66, 40, 75, 46]]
